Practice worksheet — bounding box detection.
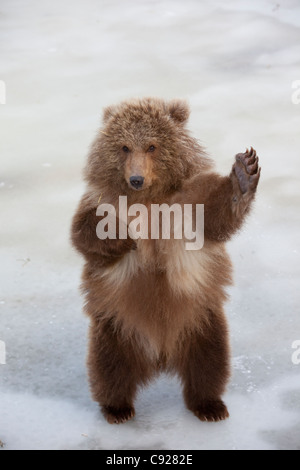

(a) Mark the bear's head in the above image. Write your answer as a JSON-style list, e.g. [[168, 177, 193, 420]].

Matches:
[[85, 98, 210, 200]]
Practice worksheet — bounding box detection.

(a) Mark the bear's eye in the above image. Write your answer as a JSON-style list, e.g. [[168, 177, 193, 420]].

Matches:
[[122, 146, 130, 153], [148, 145, 156, 152]]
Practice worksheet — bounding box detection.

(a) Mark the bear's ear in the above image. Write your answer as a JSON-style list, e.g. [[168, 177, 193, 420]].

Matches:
[[168, 99, 190, 124], [102, 105, 117, 123]]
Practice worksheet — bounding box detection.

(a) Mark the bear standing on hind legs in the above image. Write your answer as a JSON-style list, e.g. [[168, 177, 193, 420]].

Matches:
[[71, 98, 261, 424]]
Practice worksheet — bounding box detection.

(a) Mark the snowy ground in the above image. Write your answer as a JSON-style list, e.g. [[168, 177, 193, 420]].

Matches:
[[1, 0, 300, 451]]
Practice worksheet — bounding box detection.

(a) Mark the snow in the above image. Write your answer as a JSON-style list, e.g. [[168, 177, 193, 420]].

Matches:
[[0, 0, 300, 450]]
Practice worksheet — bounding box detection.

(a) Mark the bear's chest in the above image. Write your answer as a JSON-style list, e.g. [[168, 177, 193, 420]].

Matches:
[[101, 238, 218, 297]]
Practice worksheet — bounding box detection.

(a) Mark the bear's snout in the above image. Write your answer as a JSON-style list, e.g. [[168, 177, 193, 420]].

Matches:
[[129, 175, 144, 190]]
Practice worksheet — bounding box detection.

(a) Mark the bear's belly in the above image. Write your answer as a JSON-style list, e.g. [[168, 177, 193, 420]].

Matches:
[[88, 239, 232, 359]]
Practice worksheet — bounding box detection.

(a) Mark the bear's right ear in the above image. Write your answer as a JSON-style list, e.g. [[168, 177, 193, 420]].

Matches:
[[102, 105, 117, 123], [168, 99, 190, 124]]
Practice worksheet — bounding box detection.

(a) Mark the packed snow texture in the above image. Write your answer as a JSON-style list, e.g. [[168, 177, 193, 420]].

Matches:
[[0, 0, 300, 450]]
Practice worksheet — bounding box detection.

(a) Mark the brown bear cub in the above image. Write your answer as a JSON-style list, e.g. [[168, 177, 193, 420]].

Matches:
[[71, 98, 260, 424]]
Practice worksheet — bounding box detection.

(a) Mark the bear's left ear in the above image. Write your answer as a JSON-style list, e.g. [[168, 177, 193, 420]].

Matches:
[[168, 99, 190, 124], [102, 105, 117, 123]]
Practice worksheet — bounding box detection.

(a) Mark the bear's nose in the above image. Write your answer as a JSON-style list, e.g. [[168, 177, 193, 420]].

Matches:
[[129, 176, 144, 190]]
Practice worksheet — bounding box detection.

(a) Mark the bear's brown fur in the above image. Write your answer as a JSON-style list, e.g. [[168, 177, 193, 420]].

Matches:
[[71, 97, 260, 424]]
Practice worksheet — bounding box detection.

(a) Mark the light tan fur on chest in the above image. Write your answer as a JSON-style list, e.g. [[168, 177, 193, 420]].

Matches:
[[100, 238, 223, 296]]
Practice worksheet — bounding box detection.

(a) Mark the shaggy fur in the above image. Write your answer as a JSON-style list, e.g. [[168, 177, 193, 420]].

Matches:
[[71, 97, 261, 424]]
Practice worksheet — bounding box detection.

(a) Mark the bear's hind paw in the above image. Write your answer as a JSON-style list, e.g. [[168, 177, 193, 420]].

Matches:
[[191, 399, 229, 422], [101, 405, 135, 424]]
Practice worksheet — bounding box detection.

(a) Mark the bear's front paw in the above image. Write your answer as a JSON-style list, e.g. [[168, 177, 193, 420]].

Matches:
[[233, 147, 261, 195], [191, 399, 229, 422], [103, 237, 137, 259]]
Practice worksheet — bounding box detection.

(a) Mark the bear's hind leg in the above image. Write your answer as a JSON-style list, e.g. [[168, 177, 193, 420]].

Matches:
[[88, 317, 153, 424], [174, 308, 231, 422]]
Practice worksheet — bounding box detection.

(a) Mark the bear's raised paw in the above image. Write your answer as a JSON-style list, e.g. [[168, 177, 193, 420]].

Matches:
[[233, 147, 261, 195]]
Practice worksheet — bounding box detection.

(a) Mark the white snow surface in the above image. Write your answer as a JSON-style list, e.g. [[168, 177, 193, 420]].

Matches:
[[1, 0, 300, 451]]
